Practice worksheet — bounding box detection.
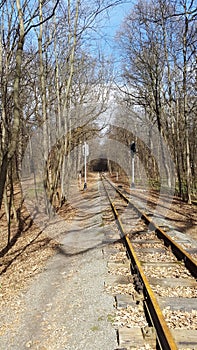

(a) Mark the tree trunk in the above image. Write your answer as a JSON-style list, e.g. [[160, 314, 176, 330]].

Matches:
[[0, 0, 24, 209], [182, 10, 192, 203], [59, 0, 80, 205]]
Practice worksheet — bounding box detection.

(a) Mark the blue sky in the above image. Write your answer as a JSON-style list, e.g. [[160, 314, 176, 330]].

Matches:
[[84, 2, 133, 55], [82, 1, 134, 77], [98, 2, 133, 54]]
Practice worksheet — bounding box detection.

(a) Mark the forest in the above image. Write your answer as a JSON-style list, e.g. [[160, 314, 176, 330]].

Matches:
[[0, 0, 196, 248]]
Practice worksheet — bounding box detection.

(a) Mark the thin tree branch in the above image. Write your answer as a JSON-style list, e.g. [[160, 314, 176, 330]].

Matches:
[[24, 0, 60, 36]]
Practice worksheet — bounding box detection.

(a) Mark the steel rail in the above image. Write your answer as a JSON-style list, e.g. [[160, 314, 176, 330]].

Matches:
[[101, 177, 178, 350], [103, 175, 197, 279]]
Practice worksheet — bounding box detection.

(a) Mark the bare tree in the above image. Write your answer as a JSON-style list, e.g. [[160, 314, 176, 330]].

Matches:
[[116, 0, 197, 201]]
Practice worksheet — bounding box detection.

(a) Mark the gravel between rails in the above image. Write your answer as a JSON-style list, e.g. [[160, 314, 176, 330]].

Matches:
[[0, 175, 118, 350]]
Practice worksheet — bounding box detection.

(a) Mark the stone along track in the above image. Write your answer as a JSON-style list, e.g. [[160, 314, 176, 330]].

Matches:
[[101, 175, 197, 350]]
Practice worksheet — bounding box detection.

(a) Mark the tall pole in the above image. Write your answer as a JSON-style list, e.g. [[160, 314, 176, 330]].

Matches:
[[131, 152, 135, 188], [130, 142, 136, 188], [83, 141, 89, 190], [84, 141, 87, 189]]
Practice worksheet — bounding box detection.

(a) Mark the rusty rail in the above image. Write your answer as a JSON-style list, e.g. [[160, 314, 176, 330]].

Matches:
[[101, 175, 192, 350], [102, 175, 197, 279]]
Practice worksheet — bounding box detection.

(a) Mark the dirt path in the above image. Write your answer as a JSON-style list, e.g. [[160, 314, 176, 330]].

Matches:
[[0, 175, 117, 350]]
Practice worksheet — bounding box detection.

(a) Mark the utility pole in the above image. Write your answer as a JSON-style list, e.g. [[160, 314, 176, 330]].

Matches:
[[83, 141, 89, 190], [130, 142, 136, 188]]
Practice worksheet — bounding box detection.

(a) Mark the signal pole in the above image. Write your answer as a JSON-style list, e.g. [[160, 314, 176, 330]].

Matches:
[[130, 142, 136, 188], [83, 141, 89, 190]]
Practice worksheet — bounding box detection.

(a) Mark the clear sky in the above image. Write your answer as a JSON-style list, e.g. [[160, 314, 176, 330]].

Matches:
[[87, 1, 134, 73], [98, 2, 133, 54]]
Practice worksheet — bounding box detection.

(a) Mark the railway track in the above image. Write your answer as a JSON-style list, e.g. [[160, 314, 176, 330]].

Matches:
[[101, 175, 197, 350]]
